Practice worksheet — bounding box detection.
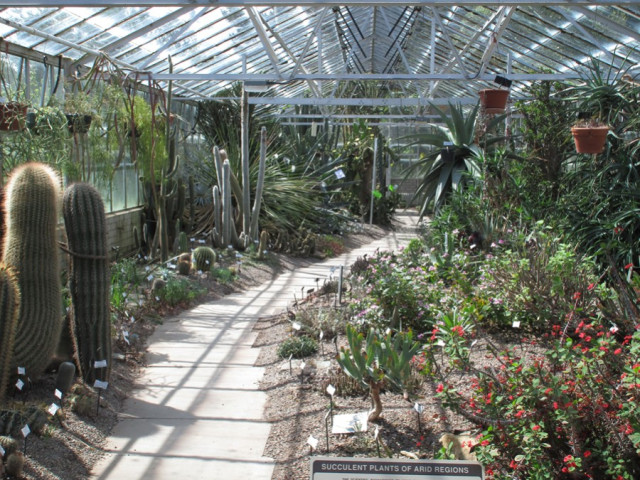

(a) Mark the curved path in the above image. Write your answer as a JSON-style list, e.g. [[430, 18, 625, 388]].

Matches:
[[91, 213, 418, 480]]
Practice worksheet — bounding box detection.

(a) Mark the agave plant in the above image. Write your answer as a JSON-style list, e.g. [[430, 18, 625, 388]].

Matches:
[[404, 102, 505, 217]]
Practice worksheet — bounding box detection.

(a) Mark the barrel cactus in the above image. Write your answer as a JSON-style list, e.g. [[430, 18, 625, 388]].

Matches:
[[63, 183, 111, 383], [2, 163, 62, 379], [193, 246, 216, 272], [0, 264, 19, 400]]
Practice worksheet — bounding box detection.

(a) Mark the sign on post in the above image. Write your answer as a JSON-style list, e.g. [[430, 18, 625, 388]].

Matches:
[[310, 457, 483, 480]]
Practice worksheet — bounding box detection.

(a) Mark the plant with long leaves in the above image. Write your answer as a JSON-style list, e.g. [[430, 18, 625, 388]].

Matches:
[[404, 102, 505, 217], [337, 325, 421, 422]]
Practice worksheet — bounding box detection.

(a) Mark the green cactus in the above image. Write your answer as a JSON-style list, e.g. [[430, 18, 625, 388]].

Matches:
[[0, 435, 18, 455], [2, 163, 62, 379], [257, 230, 269, 260], [193, 246, 216, 272], [176, 231, 188, 254], [62, 182, 111, 383], [0, 264, 19, 400]]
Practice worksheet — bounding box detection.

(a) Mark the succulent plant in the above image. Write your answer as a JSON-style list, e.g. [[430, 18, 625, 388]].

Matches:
[[0, 264, 19, 400], [193, 246, 216, 272], [2, 163, 62, 379], [63, 183, 111, 383], [55, 361, 77, 397]]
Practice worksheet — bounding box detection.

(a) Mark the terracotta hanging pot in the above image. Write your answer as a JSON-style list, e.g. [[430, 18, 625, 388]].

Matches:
[[570, 125, 609, 154], [478, 89, 509, 114], [0, 102, 27, 131]]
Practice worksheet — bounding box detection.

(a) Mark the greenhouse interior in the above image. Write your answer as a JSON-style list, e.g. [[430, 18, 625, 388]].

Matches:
[[0, 1, 639, 480]]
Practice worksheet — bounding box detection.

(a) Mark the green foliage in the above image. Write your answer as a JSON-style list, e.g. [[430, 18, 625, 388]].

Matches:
[[110, 257, 141, 311], [403, 102, 505, 215], [2, 163, 62, 379], [337, 325, 421, 394], [63, 182, 111, 383], [277, 335, 318, 359], [211, 267, 235, 284], [155, 275, 205, 307]]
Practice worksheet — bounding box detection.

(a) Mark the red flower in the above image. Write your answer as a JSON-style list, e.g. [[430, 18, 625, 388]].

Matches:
[[573, 291, 581, 300], [481, 440, 490, 446], [625, 263, 633, 270], [532, 424, 541, 431], [614, 226, 624, 234], [584, 450, 591, 457], [436, 383, 444, 393], [614, 348, 622, 355], [587, 283, 595, 291]]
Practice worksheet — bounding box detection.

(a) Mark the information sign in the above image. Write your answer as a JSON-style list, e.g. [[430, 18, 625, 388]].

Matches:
[[310, 457, 483, 480]]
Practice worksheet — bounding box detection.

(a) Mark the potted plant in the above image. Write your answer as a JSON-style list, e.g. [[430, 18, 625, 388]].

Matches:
[[570, 119, 610, 154], [0, 100, 27, 131], [478, 75, 512, 114], [64, 89, 95, 134]]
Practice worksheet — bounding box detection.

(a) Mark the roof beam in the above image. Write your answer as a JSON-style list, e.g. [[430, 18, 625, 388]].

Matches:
[[1, 1, 634, 6], [245, 7, 282, 76]]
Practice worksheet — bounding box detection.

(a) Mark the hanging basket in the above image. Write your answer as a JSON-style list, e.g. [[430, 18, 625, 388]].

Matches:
[[65, 113, 93, 134], [0, 102, 27, 131], [571, 125, 609, 154], [478, 89, 509, 114]]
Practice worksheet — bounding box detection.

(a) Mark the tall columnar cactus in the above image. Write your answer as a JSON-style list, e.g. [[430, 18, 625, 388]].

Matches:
[[62, 183, 111, 383], [0, 264, 19, 400], [193, 246, 216, 272], [2, 163, 62, 379]]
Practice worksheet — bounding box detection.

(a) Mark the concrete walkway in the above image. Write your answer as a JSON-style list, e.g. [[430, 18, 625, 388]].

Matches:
[[91, 213, 418, 480]]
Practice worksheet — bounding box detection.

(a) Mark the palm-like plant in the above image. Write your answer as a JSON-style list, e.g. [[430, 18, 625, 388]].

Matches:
[[404, 102, 504, 217]]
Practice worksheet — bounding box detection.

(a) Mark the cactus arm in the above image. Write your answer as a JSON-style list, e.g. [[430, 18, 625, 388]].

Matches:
[[241, 89, 250, 237], [0, 265, 20, 400], [250, 127, 267, 242]]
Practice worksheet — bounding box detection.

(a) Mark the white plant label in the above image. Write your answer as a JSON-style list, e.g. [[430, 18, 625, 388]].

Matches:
[[300, 361, 306, 371], [15, 379, 24, 391], [292, 322, 301, 331], [168, 263, 176, 269], [122, 292, 127, 298], [155, 296, 160, 301], [145, 266, 150, 271], [326, 384, 335, 396], [374, 425, 380, 439], [17, 367, 25, 375], [94, 380, 109, 390], [123, 331, 130, 345], [334, 169, 346, 179], [319, 331, 324, 340], [48, 403, 60, 416], [414, 402, 424, 414], [512, 320, 521, 329], [54, 389, 62, 400], [307, 435, 318, 450], [21, 425, 30, 438], [147, 274, 154, 282], [198, 239, 205, 244], [94, 360, 108, 369]]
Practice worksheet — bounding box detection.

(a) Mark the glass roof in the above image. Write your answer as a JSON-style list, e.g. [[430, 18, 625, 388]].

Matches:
[[0, 2, 638, 112]]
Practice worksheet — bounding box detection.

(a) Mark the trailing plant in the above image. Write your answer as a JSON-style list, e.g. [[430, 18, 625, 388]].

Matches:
[[2, 163, 62, 379]]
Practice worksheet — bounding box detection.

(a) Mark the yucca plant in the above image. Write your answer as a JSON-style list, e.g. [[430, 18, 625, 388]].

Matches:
[[404, 102, 505, 217]]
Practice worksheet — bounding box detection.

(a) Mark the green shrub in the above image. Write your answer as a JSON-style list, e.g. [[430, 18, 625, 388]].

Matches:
[[277, 335, 318, 359], [156, 276, 205, 307]]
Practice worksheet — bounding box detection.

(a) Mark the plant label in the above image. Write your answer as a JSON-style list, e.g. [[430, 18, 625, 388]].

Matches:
[[147, 274, 154, 282], [54, 389, 62, 400], [122, 292, 127, 298], [94, 360, 108, 369], [414, 403, 424, 414], [17, 367, 25, 375], [198, 239, 205, 244], [21, 425, 30, 438], [326, 384, 335, 396], [307, 435, 318, 450], [300, 361, 306, 371], [48, 403, 60, 416], [319, 331, 324, 340], [292, 322, 301, 331], [0, 444, 4, 456], [334, 169, 346, 179], [512, 321, 521, 329], [15, 379, 24, 391], [168, 263, 176, 269], [94, 380, 109, 390], [374, 425, 380, 439]]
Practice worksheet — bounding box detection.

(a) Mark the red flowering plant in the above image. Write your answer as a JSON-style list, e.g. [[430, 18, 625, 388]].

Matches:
[[424, 310, 640, 479]]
